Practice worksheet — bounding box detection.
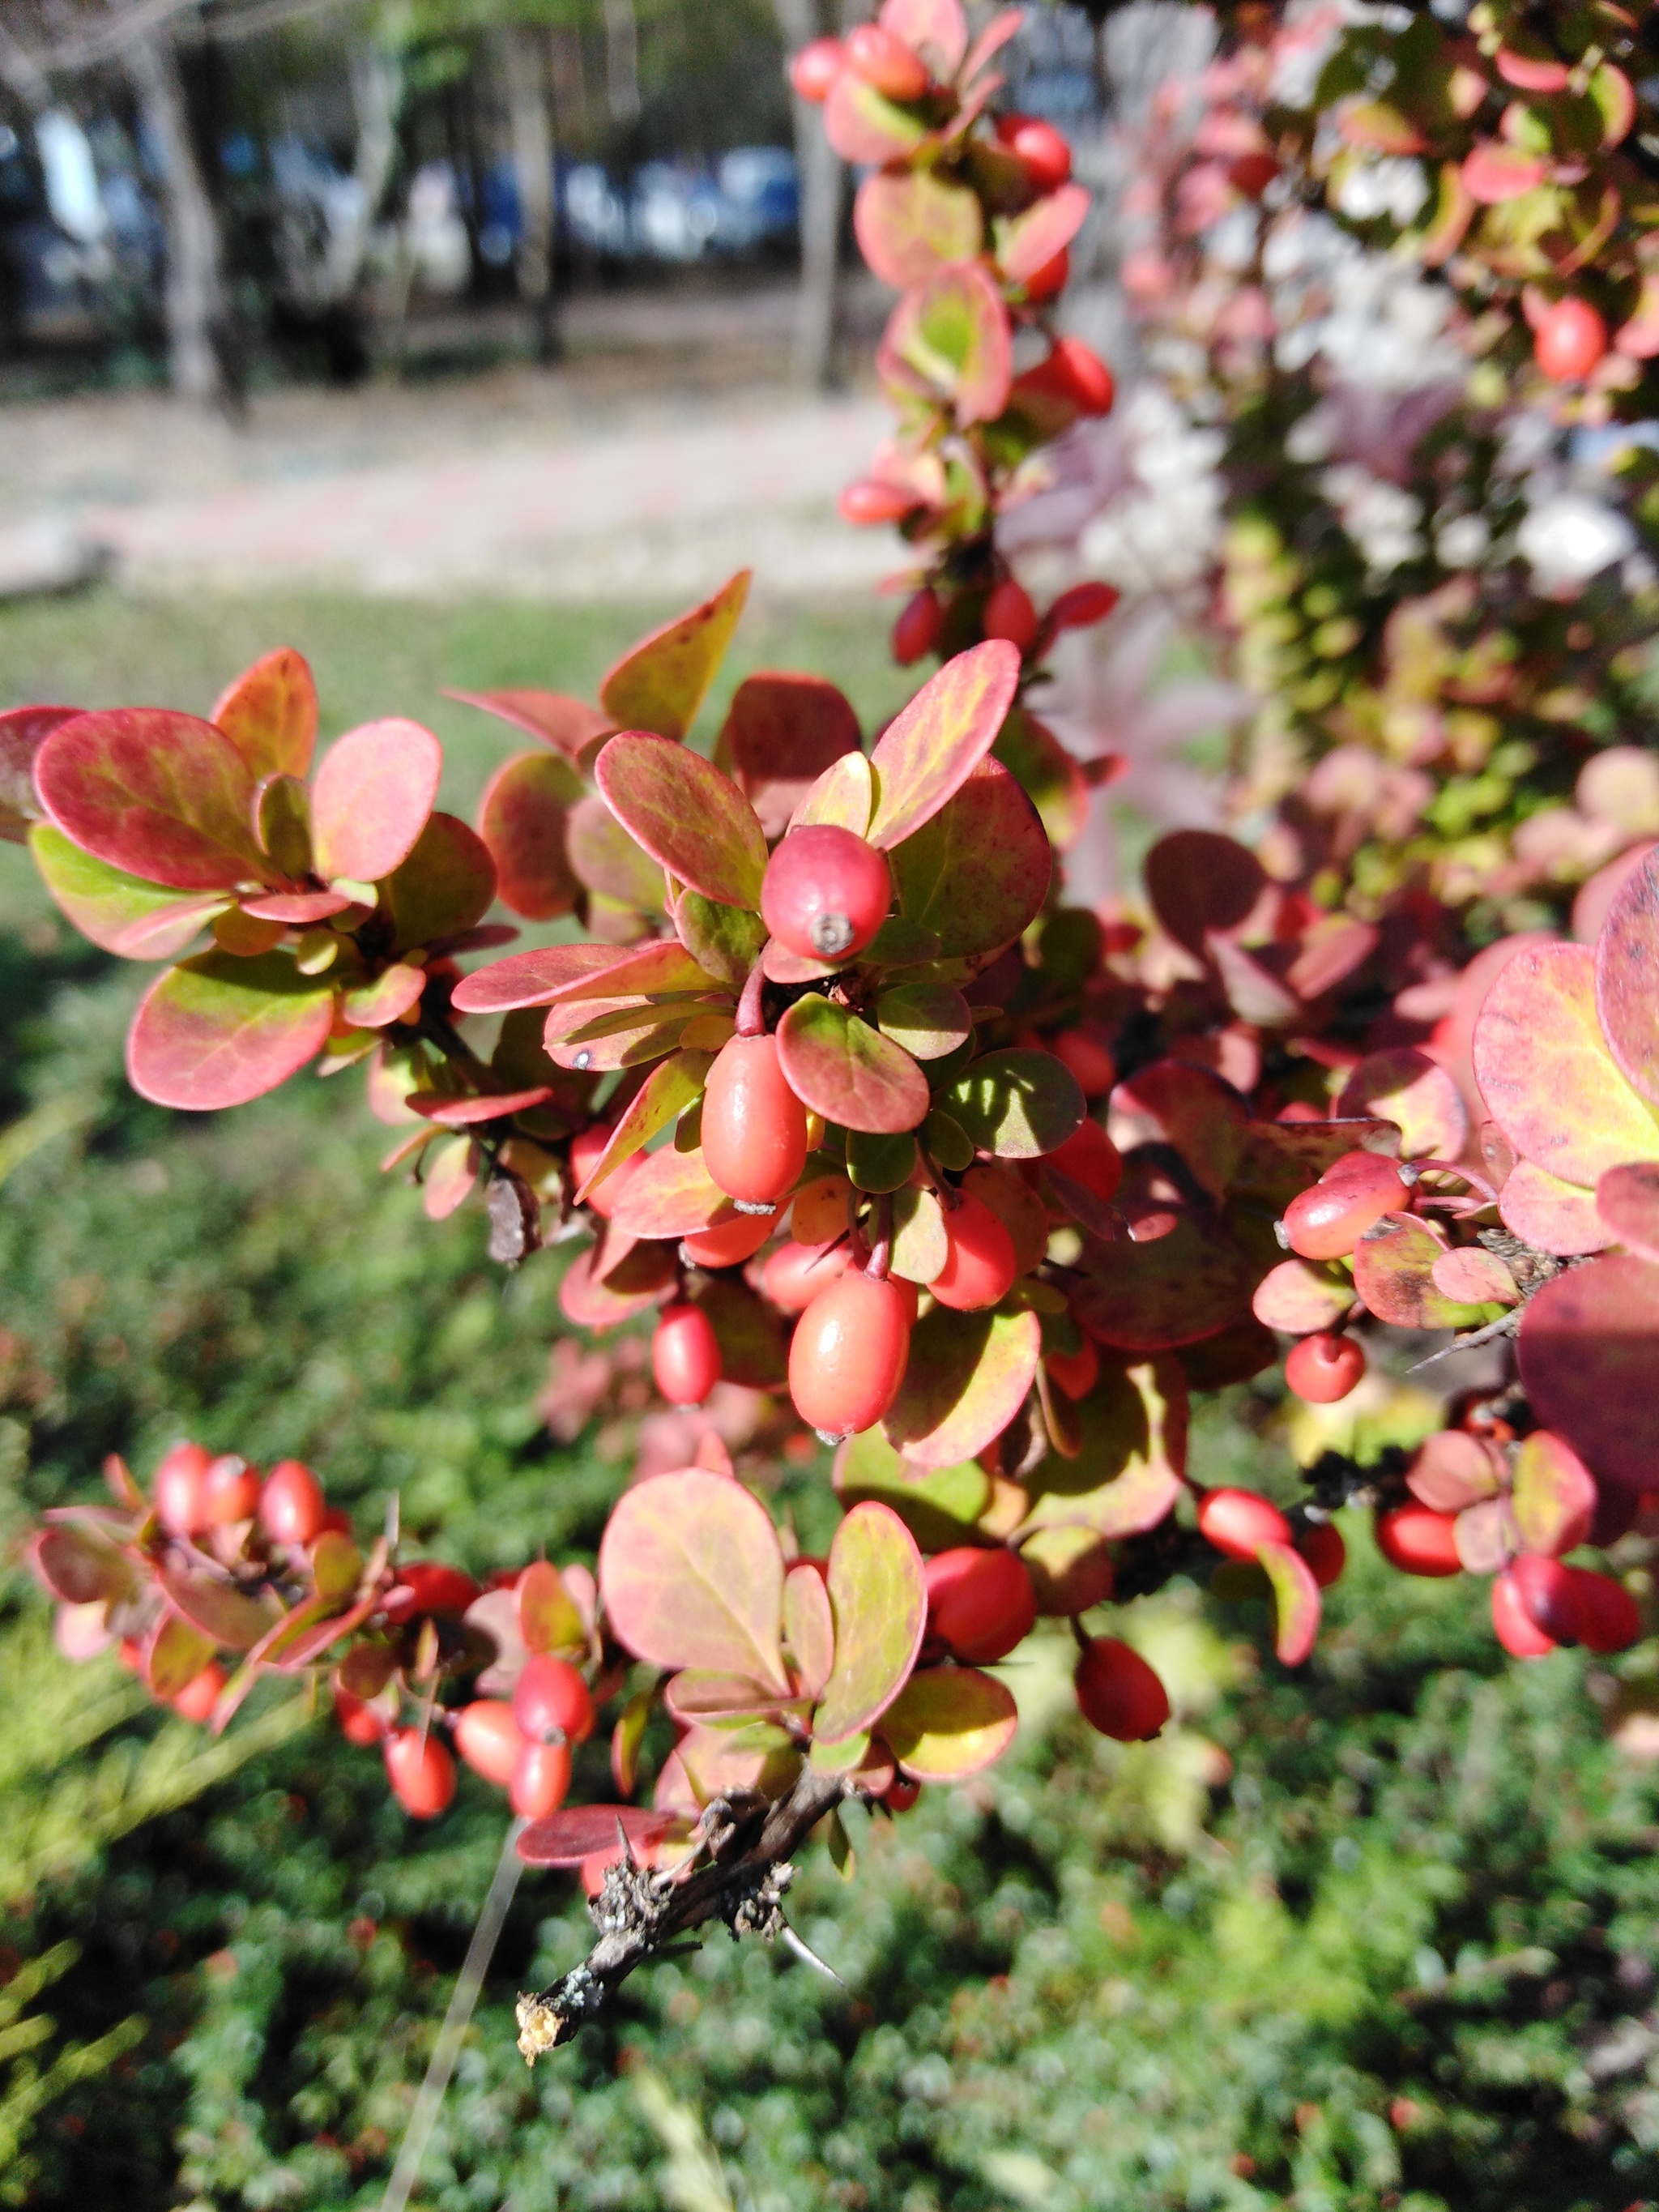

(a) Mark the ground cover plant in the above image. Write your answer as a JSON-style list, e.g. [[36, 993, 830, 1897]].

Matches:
[[9, 0, 1659, 2197]]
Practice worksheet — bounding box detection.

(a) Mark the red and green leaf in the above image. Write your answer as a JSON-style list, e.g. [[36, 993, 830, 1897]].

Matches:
[[855, 170, 983, 290], [1336, 1048, 1469, 1163], [30, 822, 228, 959], [0, 704, 77, 840], [599, 571, 751, 741], [883, 1303, 1043, 1468], [783, 1562, 835, 1702], [867, 642, 1021, 850], [888, 756, 1050, 954], [595, 735, 768, 910], [1256, 1540, 1320, 1666], [1510, 1429, 1597, 1557], [722, 673, 861, 841], [443, 685, 614, 763], [608, 1145, 736, 1239], [598, 1467, 788, 1687], [994, 182, 1090, 284], [309, 719, 442, 886], [884, 263, 1013, 425], [941, 1048, 1084, 1159], [476, 751, 583, 921], [1596, 848, 1659, 1109], [812, 1503, 927, 1744], [1351, 1214, 1491, 1330], [126, 952, 335, 1110], [211, 647, 318, 781], [450, 944, 629, 1015], [776, 994, 931, 1134], [35, 709, 267, 890], [1519, 1253, 1659, 1492], [881, 1667, 1018, 1780]]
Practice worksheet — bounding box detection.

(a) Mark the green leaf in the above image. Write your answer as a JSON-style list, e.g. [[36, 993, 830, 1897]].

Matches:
[[834, 1428, 989, 1552], [599, 571, 751, 741], [145, 1611, 217, 1701], [1510, 1429, 1597, 1557], [254, 771, 312, 879], [1018, 1359, 1187, 1539], [885, 263, 1014, 425], [1351, 1215, 1490, 1330], [518, 1561, 586, 1655], [597, 1467, 787, 1688], [889, 1184, 948, 1283], [855, 169, 983, 289], [847, 1128, 918, 1193], [827, 1808, 855, 1878], [812, 1503, 927, 1744], [924, 1108, 975, 1172], [385, 811, 497, 950], [126, 952, 335, 1111], [867, 644, 1021, 851], [676, 891, 768, 988], [883, 1304, 1043, 1469], [575, 1050, 714, 1202], [876, 982, 972, 1061], [595, 734, 768, 910], [783, 1562, 835, 1702], [695, 1278, 787, 1389], [942, 1048, 1084, 1159], [476, 751, 583, 921], [776, 995, 931, 1135], [29, 822, 228, 959], [1256, 1541, 1321, 1666], [881, 1668, 1018, 1780]]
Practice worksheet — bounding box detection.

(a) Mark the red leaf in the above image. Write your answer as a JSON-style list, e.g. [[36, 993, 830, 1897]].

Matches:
[[1475, 942, 1659, 1186], [0, 704, 78, 840], [1519, 1253, 1659, 1490], [450, 944, 629, 1015], [309, 720, 441, 886], [722, 673, 861, 841], [889, 755, 1050, 955], [883, 0, 968, 77], [854, 170, 982, 290], [211, 647, 318, 781], [825, 69, 928, 165], [1144, 830, 1265, 956], [35, 709, 267, 891], [1598, 1161, 1659, 1262], [1498, 1159, 1614, 1257], [608, 1147, 736, 1240], [558, 1241, 676, 1329], [476, 752, 583, 920], [1462, 142, 1546, 203], [1337, 1048, 1469, 1162], [995, 183, 1090, 284], [517, 1804, 676, 1868], [443, 685, 614, 762], [407, 1087, 553, 1126], [599, 1467, 788, 1685], [240, 889, 354, 925], [1595, 847, 1659, 1108], [595, 735, 768, 909], [1351, 1214, 1487, 1330], [126, 952, 335, 1109], [866, 641, 1021, 850], [599, 572, 751, 741], [342, 963, 427, 1029]]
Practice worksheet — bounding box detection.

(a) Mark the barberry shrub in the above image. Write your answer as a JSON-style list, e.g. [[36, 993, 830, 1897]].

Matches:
[[12, 0, 1659, 2056]]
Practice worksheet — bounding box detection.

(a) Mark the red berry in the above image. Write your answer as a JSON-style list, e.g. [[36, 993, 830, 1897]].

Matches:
[[384, 1727, 457, 1818], [382, 1563, 482, 1625], [1508, 1553, 1582, 1645], [1074, 1637, 1170, 1740], [839, 480, 917, 526], [1534, 297, 1607, 383], [1229, 152, 1278, 198], [983, 579, 1039, 651], [1045, 1339, 1098, 1401], [681, 1210, 778, 1268], [653, 1302, 723, 1408], [1051, 1029, 1115, 1098], [1048, 582, 1120, 631], [200, 1453, 261, 1527], [932, 1190, 1018, 1310], [454, 1699, 525, 1785], [171, 1661, 226, 1723], [788, 1270, 912, 1438], [893, 587, 943, 665], [1282, 1155, 1409, 1261], [763, 1237, 850, 1314], [1197, 1488, 1293, 1561], [925, 1548, 1037, 1662], [153, 1442, 214, 1536], [1047, 336, 1115, 415], [1299, 1521, 1347, 1589], [844, 21, 929, 99], [258, 1459, 326, 1547], [1285, 1332, 1367, 1404], [336, 1685, 390, 1745], [790, 34, 843, 102], [995, 112, 1073, 190], [1021, 246, 1069, 301], [702, 1033, 809, 1206], [511, 1738, 574, 1820], [762, 826, 893, 963], [1565, 1565, 1641, 1654], [1492, 1569, 1558, 1657], [1375, 1505, 1461, 1578], [514, 1654, 595, 1745], [1046, 1117, 1123, 1204], [884, 1775, 922, 1813]]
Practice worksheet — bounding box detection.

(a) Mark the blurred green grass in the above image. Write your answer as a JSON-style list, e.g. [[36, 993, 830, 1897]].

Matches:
[[1, 591, 1658, 2211]]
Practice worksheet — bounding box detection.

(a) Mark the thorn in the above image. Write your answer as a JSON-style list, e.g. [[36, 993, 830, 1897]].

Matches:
[[781, 1922, 843, 1985], [615, 1814, 638, 1870]]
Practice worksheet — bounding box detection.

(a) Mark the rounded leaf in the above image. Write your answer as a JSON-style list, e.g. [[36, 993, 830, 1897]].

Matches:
[[1511, 1429, 1597, 1557], [876, 982, 972, 1061], [565, 791, 666, 911], [211, 647, 318, 781], [0, 703, 77, 839], [883, 1304, 1042, 1468], [867, 642, 1021, 851], [36, 708, 266, 890], [450, 944, 629, 1015], [791, 749, 874, 837], [1144, 830, 1265, 956], [855, 170, 983, 289], [599, 572, 751, 741], [1598, 1161, 1659, 1263], [885, 263, 1013, 425], [1252, 1257, 1355, 1334], [723, 672, 861, 841], [1256, 1539, 1321, 1666], [776, 995, 931, 1134], [595, 734, 768, 910], [444, 685, 613, 762], [995, 181, 1090, 283], [1351, 1214, 1492, 1330], [127, 952, 335, 1109], [29, 822, 228, 959], [889, 756, 1051, 955], [1596, 848, 1659, 1108], [608, 1146, 737, 1239], [598, 1467, 787, 1687], [783, 1562, 835, 1702], [812, 1502, 927, 1744], [1499, 1159, 1615, 1256], [476, 752, 583, 920], [385, 811, 497, 950], [310, 719, 442, 886], [881, 1667, 1018, 1780], [1336, 1048, 1469, 1162], [942, 1048, 1085, 1159], [1519, 1253, 1659, 1491]]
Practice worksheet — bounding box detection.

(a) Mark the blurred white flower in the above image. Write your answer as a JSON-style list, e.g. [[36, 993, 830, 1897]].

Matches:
[[1435, 512, 1490, 569], [1321, 464, 1426, 571], [1334, 156, 1429, 225], [1517, 493, 1636, 591], [1073, 386, 1228, 594]]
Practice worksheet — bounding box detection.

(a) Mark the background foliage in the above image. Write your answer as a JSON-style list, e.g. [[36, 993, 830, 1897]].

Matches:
[[3, 596, 1659, 2210]]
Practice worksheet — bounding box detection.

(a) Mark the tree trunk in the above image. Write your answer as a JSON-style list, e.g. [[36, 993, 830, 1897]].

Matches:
[[124, 25, 226, 404], [496, 24, 560, 365], [604, 0, 641, 125], [773, 0, 843, 391]]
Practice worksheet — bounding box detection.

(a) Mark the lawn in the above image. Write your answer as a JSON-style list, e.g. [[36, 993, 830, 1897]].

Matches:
[[0, 589, 1657, 2212]]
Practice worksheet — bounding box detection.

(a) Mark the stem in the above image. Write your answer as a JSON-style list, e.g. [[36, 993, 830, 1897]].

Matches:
[[736, 955, 768, 1040], [382, 1818, 527, 2211], [514, 1769, 847, 2062]]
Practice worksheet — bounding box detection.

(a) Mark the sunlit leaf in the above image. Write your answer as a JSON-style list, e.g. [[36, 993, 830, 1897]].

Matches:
[[443, 685, 614, 762], [1597, 1161, 1659, 1263], [29, 822, 228, 959], [595, 734, 768, 910], [855, 169, 983, 289], [517, 1561, 586, 1656], [1510, 1429, 1597, 1557], [407, 1087, 553, 1127], [598, 1467, 787, 1687], [35, 708, 267, 890], [557, 1241, 675, 1330], [1256, 1541, 1320, 1666], [881, 1668, 1017, 1780], [450, 944, 628, 1015], [1018, 1358, 1187, 1539], [342, 963, 426, 1029], [866, 642, 1021, 850], [126, 951, 335, 1109], [675, 891, 767, 989], [776, 994, 931, 1134], [889, 756, 1050, 954], [1351, 1213, 1491, 1330], [577, 1051, 714, 1202], [518, 1804, 677, 1868], [678, 1721, 802, 1803], [824, 69, 928, 165], [835, 1430, 990, 1552], [422, 1133, 477, 1220], [942, 1048, 1084, 1159], [885, 0, 969, 74], [1519, 1253, 1659, 1491], [211, 646, 318, 780], [1596, 848, 1659, 1108], [812, 1503, 926, 1744], [722, 672, 862, 841], [1336, 1047, 1469, 1162], [608, 1145, 737, 1239], [791, 749, 874, 836], [599, 572, 751, 741], [476, 751, 583, 921], [1252, 1257, 1355, 1334], [885, 263, 1013, 424], [883, 1303, 1042, 1468], [309, 719, 442, 886], [890, 1184, 948, 1283], [1473, 943, 1659, 1185], [993, 181, 1090, 283], [783, 1563, 835, 1702]]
